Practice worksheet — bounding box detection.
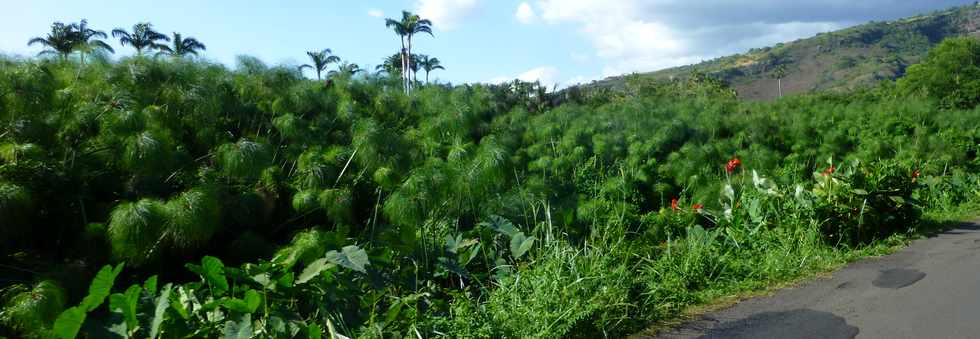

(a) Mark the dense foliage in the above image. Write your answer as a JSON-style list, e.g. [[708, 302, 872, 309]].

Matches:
[[1, 37, 979, 338]]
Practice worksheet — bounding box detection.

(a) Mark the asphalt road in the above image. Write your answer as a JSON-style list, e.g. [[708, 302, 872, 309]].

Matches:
[[652, 219, 980, 339]]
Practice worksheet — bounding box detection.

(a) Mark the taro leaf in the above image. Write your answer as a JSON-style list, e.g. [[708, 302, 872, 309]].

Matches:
[[220, 299, 251, 313], [244, 290, 261, 314], [109, 285, 143, 332], [460, 242, 482, 266], [149, 283, 172, 339], [889, 196, 906, 204], [52, 263, 126, 337], [81, 263, 125, 311], [277, 272, 294, 288], [308, 323, 322, 339], [480, 215, 519, 237], [174, 286, 201, 319], [143, 276, 158, 295], [326, 318, 350, 339], [107, 309, 130, 338], [297, 258, 337, 284], [221, 290, 263, 314], [201, 256, 229, 295], [222, 313, 252, 339], [509, 232, 536, 259], [52, 306, 86, 339], [852, 189, 869, 195], [251, 273, 274, 290], [325, 245, 369, 273], [267, 316, 287, 338]]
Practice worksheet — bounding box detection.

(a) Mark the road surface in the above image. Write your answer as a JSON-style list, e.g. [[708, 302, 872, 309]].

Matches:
[[652, 219, 980, 339]]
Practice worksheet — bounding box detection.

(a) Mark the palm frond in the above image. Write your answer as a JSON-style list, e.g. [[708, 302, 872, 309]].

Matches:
[[0, 280, 66, 335], [165, 187, 222, 251], [108, 199, 169, 265], [216, 139, 273, 180]]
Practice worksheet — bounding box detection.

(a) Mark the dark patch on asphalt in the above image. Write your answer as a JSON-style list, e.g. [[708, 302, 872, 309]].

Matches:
[[872, 268, 926, 289], [836, 281, 854, 289], [696, 309, 858, 339]]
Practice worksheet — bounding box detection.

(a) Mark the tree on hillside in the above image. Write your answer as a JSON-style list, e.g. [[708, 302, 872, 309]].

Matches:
[[418, 55, 444, 84], [299, 49, 340, 80], [112, 23, 170, 55], [157, 32, 206, 57], [773, 64, 787, 98], [27, 22, 78, 61], [73, 19, 114, 65], [386, 11, 433, 94], [898, 36, 980, 109]]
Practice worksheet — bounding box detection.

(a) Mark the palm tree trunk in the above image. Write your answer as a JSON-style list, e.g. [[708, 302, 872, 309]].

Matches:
[[777, 78, 782, 98], [400, 36, 408, 94], [426, 70, 430, 84], [407, 36, 414, 93]]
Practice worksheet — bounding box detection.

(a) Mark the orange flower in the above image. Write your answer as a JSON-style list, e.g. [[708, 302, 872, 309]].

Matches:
[[821, 165, 836, 176], [671, 198, 680, 211], [692, 203, 704, 212], [726, 157, 742, 173], [912, 169, 921, 183]]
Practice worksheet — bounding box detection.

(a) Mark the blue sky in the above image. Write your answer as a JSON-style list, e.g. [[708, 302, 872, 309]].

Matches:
[[0, 0, 974, 87]]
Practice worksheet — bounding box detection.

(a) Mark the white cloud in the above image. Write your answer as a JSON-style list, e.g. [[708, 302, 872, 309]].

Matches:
[[488, 66, 563, 88], [415, 0, 480, 30], [515, 2, 537, 24], [530, 0, 964, 77], [368, 9, 385, 18]]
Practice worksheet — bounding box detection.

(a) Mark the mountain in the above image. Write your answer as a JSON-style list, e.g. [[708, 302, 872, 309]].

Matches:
[[598, 3, 980, 100]]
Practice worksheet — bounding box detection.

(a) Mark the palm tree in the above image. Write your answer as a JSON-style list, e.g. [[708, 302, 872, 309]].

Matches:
[[298, 49, 340, 80], [773, 64, 787, 98], [418, 55, 444, 84], [375, 53, 403, 76], [328, 62, 365, 78], [73, 19, 114, 65], [409, 54, 422, 83], [157, 32, 206, 57], [386, 11, 433, 93], [27, 22, 78, 61], [112, 22, 170, 55]]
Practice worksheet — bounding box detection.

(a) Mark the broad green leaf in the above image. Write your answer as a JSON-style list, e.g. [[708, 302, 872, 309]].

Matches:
[[480, 215, 519, 237], [297, 258, 337, 284], [251, 273, 274, 290], [109, 284, 142, 333], [220, 299, 251, 313], [222, 313, 252, 339], [52, 306, 86, 339], [149, 283, 172, 339], [509, 232, 536, 259], [326, 318, 350, 339], [325, 245, 369, 273], [143, 275, 158, 295], [277, 272, 294, 288], [80, 264, 124, 311], [202, 256, 229, 295], [243, 290, 261, 314]]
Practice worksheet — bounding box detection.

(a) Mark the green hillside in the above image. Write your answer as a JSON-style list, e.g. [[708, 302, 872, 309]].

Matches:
[[603, 3, 980, 100]]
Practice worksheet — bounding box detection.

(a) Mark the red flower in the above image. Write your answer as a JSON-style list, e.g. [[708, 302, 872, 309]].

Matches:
[[726, 157, 742, 173], [692, 203, 704, 212], [671, 198, 680, 211], [822, 165, 836, 176]]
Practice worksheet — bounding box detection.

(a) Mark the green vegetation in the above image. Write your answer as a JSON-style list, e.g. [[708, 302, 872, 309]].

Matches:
[[616, 3, 980, 100], [1, 14, 979, 339]]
